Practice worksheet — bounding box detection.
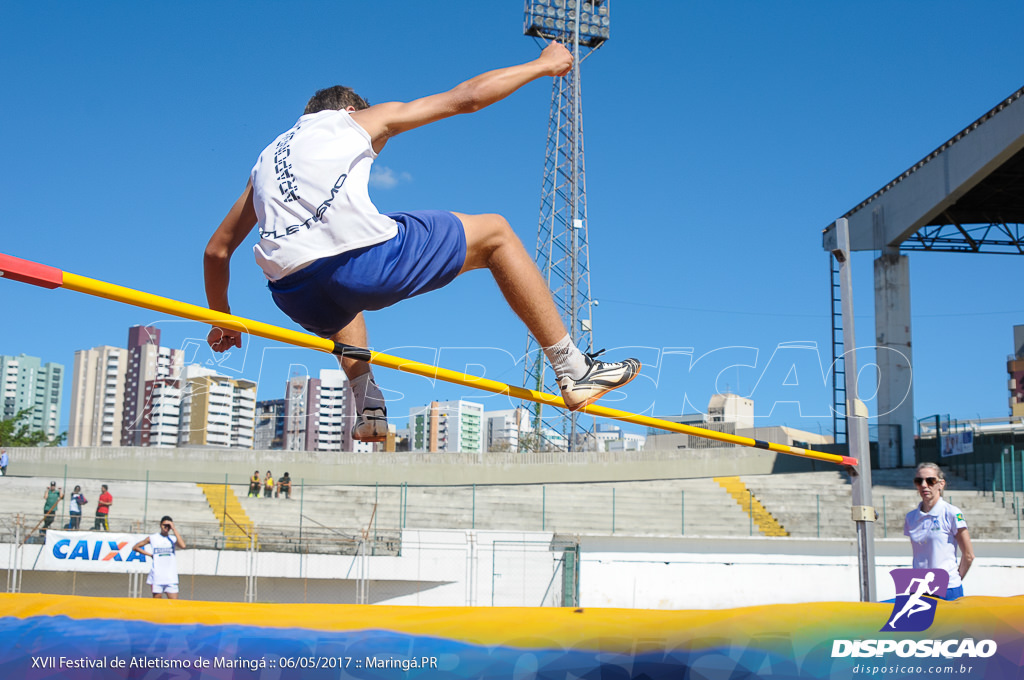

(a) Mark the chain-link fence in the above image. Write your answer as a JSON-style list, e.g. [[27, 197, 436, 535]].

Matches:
[[0, 471, 734, 605], [4, 463, 1020, 604], [1, 509, 577, 607]]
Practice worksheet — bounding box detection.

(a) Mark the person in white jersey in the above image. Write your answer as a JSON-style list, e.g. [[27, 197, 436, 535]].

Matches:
[[132, 516, 187, 599], [203, 42, 640, 442], [904, 462, 975, 600]]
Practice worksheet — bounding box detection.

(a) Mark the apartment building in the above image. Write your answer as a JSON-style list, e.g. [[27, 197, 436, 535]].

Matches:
[[68, 346, 128, 447], [178, 365, 256, 448], [0, 353, 64, 440], [410, 400, 484, 453], [484, 407, 530, 452], [281, 370, 360, 452], [255, 399, 286, 450], [121, 325, 183, 446], [138, 378, 183, 447], [592, 423, 646, 452]]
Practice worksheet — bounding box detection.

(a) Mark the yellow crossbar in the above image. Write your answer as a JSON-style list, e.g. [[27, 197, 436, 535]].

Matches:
[[0, 253, 859, 466]]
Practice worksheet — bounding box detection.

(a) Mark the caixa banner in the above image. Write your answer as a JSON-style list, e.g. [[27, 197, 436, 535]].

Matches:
[[41, 531, 149, 573]]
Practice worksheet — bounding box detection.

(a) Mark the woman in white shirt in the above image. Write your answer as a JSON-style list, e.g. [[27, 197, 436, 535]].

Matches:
[[904, 462, 975, 600]]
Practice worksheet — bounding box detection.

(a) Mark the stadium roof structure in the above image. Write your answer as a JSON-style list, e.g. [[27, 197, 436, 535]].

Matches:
[[825, 85, 1024, 255]]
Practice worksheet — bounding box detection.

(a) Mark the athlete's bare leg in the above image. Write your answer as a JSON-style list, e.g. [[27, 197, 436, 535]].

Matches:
[[329, 213, 638, 416], [455, 212, 567, 347], [332, 215, 564, 362], [331, 313, 387, 441], [331, 313, 372, 382]]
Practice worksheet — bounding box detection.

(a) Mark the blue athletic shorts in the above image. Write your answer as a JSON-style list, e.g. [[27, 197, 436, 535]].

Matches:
[[268, 210, 466, 337], [943, 585, 964, 600]]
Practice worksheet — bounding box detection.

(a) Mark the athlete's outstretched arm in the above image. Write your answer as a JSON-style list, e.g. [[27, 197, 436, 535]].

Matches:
[[350, 42, 572, 152], [204, 180, 258, 352]]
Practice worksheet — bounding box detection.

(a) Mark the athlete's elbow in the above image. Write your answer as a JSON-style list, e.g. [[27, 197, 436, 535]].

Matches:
[[460, 97, 485, 114], [204, 243, 231, 267], [450, 84, 486, 114]]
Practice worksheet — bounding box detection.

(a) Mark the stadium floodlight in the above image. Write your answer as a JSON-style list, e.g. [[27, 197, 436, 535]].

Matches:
[[523, 0, 609, 48]]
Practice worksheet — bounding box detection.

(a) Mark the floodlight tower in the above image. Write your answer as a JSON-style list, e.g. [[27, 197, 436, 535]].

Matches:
[[521, 0, 610, 452]]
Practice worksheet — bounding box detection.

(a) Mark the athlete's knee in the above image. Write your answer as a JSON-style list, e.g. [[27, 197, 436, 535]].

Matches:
[[489, 213, 513, 232], [474, 213, 515, 247], [462, 213, 518, 269]]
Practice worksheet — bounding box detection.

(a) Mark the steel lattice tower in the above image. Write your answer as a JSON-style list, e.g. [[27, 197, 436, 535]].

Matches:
[[521, 0, 610, 452]]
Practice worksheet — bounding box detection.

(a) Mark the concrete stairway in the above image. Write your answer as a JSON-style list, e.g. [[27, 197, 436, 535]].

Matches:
[[714, 477, 788, 536], [198, 483, 255, 549]]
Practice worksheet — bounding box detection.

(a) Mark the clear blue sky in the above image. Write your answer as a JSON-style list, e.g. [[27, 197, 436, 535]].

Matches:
[[3, 1, 1022, 441]]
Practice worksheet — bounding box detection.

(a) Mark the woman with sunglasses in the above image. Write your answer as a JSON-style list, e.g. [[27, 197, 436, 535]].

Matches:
[[132, 516, 187, 599], [903, 462, 975, 600]]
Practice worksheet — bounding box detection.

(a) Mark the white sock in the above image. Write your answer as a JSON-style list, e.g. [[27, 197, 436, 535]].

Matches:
[[544, 334, 588, 380], [350, 371, 386, 412]]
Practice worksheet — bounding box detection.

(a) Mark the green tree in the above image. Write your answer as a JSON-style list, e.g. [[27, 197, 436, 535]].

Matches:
[[0, 409, 66, 447]]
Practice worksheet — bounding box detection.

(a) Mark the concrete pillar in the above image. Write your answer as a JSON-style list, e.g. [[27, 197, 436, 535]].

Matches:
[[874, 253, 916, 468]]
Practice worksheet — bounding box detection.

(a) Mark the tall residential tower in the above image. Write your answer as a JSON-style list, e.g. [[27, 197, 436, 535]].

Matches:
[[0, 353, 64, 440]]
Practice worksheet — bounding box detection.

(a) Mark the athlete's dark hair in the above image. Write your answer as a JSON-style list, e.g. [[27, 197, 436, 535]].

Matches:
[[304, 86, 370, 114]]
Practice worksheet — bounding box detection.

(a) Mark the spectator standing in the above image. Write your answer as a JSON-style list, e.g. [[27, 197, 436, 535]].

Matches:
[[93, 484, 113, 530], [264, 471, 274, 498], [904, 462, 975, 600], [42, 481, 63, 536], [132, 516, 187, 599], [277, 472, 292, 499], [66, 485, 87, 530], [248, 470, 261, 497], [0, 449, 8, 476]]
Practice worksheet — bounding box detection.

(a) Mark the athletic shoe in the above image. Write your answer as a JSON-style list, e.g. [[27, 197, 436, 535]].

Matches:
[[353, 407, 388, 443], [557, 352, 641, 411]]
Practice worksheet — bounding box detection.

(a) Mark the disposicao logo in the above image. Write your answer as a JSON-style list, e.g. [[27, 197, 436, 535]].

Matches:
[[884, 568, 947, 632], [831, 569, 997, 660]]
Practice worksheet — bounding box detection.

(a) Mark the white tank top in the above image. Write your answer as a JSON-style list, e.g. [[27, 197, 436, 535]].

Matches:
[[251, 110, 398, 281], [147, 532, 178, 586]]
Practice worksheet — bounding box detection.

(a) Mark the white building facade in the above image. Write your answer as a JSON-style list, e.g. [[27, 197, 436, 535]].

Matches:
[[68, 346, 128, 447], [310, 369, 349, 452], [140, 378, 183, 448], [121, 325, 183, 446], [281, 370, 361, 453], [410, 400, 484, 453], [178, 365, 256, 448], [0, 353, 64, 440], [593, 424, 646, 452], [484, 407, 531, 452]]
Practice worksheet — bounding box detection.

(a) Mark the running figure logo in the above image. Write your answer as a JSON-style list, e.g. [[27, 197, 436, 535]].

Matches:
[[883, 569, 949, 632]]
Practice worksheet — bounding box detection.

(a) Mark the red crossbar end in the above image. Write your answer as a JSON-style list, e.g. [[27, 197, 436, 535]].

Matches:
[[842, 456, 860, 467], [0, 253, 64, 289]]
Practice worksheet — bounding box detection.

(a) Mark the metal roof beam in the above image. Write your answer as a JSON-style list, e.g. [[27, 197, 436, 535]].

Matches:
[[824, 88, 1024, 253]]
